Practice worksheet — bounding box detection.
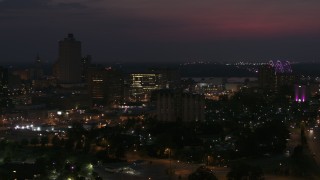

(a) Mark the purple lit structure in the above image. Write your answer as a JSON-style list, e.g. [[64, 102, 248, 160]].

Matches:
[[258, 60, 295, 91], [268, 60, 292, 74], [294, 84, 306, 102]]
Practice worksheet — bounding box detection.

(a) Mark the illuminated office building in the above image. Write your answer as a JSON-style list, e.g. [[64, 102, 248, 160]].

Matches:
[[130, 73, 164, 102], [88, 67, 124, 106]]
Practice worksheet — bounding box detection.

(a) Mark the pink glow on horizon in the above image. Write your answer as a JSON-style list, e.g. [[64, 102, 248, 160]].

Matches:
[[92, 0, 320, 40]]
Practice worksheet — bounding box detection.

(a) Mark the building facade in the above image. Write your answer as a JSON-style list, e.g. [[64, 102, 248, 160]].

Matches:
[[88, 67, 124, 106], [30, 54, 44, 81], [0, 67, 10, 113], [54, 34, 82, 84], [155, 90, 205, 122], [81, 55, 92, 83], [130, 73, 164, 102], [258, 65, 276, 90], [258, 61, 296, 91]]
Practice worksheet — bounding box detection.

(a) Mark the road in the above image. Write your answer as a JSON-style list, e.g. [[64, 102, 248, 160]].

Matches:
[[94, 157, 229, 180], [286, 128, 301, 157], [305, 126, 320, 166]]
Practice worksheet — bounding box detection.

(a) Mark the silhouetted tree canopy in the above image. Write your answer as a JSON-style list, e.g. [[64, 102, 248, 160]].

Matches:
[[189, 166, 218, 180]]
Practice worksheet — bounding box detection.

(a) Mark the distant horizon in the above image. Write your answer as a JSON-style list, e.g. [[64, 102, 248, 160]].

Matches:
[[1, 37, 320, 64], [2, 59, 320, 67]]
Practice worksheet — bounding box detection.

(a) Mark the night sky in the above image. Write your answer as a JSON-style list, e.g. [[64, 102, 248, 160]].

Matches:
[[1, 0, 320, 63]]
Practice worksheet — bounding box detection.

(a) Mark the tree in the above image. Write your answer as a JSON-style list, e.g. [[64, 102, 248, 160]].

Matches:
[[189, 166, 218, 180], [227, 162, 264, 180], [30, 137, 39, 146], [35, 157, 49, 174], [115, 146, 125, 159], [292, 145, 303, 159], [255, 119, 289, 153], [20, 138, 29, 147], [0, 139, 8, 151], [0, 168, 11, 179], [67, 121, 87, 151], [3, 155, 12, 163], [40, 136, 49, 147], [52, 135, 62, 148], [65, 138, 75, 151]]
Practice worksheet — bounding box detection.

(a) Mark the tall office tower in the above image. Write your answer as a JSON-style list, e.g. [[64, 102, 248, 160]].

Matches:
[[149, 68, 181, 89], [258, 65, 276, 91], [54, 34, 82, 84], [81, 55, 92, 83], [88, 66, 124, 106], [259, 61, 296, 91], [130, 73, 164, 102], [0, 67, 9, 113], [30, 54, 44, 80], [270, 60, 296, 89]]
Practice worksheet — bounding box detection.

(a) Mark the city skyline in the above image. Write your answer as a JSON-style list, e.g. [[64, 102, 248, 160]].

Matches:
[[2, 2, 320, 176], [1, 0, 320, 63]]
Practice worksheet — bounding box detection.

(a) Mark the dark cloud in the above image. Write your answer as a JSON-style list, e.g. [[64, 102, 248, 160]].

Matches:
[[0, 0, 49, 10], [0, 0, 86, 11], [55, 2, 87, 9]]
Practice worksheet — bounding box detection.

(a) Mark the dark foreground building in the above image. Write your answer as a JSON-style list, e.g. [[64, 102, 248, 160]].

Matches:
[[0, 66, 10, 113], [0, 163, 42, 179], [154, 90, 205, 122]]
